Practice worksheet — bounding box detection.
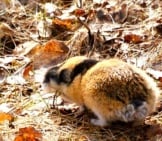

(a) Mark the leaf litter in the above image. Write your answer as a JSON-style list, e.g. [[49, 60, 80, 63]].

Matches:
[[0, 0, 162, 141]]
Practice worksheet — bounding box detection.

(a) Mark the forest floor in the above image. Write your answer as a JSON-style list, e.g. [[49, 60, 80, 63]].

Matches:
[[0, 0, 162, 141]]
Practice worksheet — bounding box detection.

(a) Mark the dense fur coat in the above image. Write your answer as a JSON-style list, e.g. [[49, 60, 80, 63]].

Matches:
[[43, 56, 160, 126]]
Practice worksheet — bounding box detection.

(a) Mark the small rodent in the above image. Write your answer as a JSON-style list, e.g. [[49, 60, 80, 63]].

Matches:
[[43, 56, 160, 126]]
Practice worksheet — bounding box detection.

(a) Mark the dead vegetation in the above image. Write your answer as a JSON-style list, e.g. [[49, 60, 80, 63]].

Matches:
[[0, 0, 162, 141]]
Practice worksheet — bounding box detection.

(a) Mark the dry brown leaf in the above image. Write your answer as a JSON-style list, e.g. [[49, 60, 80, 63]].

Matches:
[[22, 63, 34, 80], [0, 112, 13, 124], [14, 126, 42, 141], [52, 18, 75, 31], [74, 8, 86, 17], [43, 39, 68, 53], [0, 22, 14, 39], [27, 39, 69, 57], [26, 39, 69, 69], [124, 34, 143, 44]]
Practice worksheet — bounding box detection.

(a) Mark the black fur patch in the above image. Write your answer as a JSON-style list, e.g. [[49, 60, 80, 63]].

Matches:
[[59, 59, 98, 84], [59, 69, 71, 83], [43, 66, 60, 84]]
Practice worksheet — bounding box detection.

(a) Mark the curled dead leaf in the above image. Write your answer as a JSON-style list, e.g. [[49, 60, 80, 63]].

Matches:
[[26, 39, 69, 69], [0, 112, 14, 124], [74, 8, 86, 17], [124, 34, 143, 44], [22, 63, 34, 80], [0, 22, 14, 39], [52, 18, 76, 31], [14, 126, 42, 141]]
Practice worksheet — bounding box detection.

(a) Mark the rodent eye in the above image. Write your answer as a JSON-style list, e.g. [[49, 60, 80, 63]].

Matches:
[[44, 66, 59, 83]]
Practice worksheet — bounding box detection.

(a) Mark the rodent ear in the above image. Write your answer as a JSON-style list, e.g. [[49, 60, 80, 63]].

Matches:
[[59, 69, 72, 84]]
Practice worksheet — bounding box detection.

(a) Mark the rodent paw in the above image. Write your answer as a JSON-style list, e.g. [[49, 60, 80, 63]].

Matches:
[[119, 102, 148, 122], [120, 104, 135, 122], [135, 102, 148, 120]]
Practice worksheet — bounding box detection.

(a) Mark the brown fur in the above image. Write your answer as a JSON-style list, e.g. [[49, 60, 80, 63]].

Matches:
[[43, 56, 160, 126]]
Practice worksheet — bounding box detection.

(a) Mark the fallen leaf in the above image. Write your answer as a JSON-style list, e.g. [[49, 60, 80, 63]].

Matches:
[[0, 112, 13, 124], [0, 22, 14, 39], [14, 126, 42, 141], [26, 39, 69, 69], [74, 8, 86, 17], [52, 18, 75, 31], [22, 63, 34, 80], [124, 34, 143, 43]]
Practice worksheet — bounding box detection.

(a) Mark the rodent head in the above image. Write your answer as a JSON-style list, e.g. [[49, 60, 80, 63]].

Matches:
[[43, 66, 60, 92], [43, 56, 98, 92]]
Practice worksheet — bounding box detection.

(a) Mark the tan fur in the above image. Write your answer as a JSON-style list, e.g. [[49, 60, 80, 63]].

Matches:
[[58, 56, 87, 104], [44, 56, 160, 126]]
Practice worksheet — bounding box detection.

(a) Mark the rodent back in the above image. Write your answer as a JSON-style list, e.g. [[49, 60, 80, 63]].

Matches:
[[81, 59, 156, 105]]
